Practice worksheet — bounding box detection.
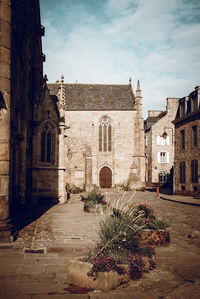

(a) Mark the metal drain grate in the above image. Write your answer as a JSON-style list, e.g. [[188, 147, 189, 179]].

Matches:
[[23, 248, 46, 254]]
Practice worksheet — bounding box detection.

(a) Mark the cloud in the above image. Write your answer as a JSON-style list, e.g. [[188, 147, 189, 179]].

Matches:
[[40, 0, 200, 118]]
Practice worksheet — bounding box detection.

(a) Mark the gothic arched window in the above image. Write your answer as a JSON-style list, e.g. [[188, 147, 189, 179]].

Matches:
[[99, 117, 111, 152], [41, 123, 55, 163]]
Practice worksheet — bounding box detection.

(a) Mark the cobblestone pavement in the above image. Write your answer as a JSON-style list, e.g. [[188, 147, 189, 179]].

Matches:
[[0, 190, 200, 298]]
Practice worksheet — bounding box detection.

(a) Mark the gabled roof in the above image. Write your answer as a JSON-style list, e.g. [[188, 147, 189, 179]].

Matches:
[[144, 111, 166, 131], [48, 83, 135, 111]]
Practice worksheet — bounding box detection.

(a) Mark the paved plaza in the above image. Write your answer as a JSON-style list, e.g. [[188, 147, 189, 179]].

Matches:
[[0, 190, 200, 298]]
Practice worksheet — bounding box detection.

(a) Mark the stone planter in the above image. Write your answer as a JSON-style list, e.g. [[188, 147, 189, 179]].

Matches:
[[137, 229, 170, 246], [66, 260, 129, 292], [84, 204, 107, 213]]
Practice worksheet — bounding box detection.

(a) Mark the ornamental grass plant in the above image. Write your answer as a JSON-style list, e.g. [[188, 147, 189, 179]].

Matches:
[[85, 192, 169, 281]]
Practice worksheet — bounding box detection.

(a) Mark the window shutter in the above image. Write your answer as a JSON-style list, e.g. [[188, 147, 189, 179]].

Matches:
[[157, 152, 160, 163], [166, 136, 170, 145], [166, 152, 169, 163], [157, 136, 160, 145]]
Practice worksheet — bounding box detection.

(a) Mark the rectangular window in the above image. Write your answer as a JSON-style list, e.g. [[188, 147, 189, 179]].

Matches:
[[180, 130, 185, 150], [160, 152, 167, 163], [191, 160, 198, 183], [180, 161, 186, 183], [192, 125, 198, 147], [159, 172, 167, 183], [157, 152, 169, 163]]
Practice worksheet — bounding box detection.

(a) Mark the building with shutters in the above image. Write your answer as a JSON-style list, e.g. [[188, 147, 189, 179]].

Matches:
[[144, 98, 179, 188], [173, 86, 200, 196], [48, 77, 146, 191]]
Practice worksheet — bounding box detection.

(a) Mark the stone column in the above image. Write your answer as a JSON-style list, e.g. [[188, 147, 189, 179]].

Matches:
[[0, 0, 12, 242], [58, 122, 67, 203], [85, 155, 92, 191], [130, 81, 145, 189]]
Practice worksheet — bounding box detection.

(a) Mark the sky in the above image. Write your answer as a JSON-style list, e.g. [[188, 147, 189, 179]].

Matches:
[[40, 0, 200, 118]]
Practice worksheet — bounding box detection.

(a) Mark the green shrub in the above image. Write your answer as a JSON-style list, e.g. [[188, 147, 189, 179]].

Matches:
[[134, 202, 155, 218], [87, 189, 104, 204], [134, 202, 170, 230], [146, 216, 170, 230], [65, 183, 82, 194], [71, 185, 81, 194]]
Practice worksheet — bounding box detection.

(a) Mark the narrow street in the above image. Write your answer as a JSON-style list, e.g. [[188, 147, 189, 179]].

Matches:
[[0, 190, 200, 298]]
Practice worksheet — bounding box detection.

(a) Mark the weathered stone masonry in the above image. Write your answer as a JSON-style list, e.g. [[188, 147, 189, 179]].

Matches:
[[48, 78, 146, 191], [0, 0, 46, 241]]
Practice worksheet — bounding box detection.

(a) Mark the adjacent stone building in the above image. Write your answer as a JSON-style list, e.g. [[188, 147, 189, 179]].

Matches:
[[173, 86, 200, 196], [48, 78, 146, 191], [0, 0, 64, 243], [144, 98, 179, 189]]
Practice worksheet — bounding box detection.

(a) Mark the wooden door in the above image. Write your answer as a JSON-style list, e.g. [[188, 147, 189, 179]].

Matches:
[[99, 167, 112, 188]]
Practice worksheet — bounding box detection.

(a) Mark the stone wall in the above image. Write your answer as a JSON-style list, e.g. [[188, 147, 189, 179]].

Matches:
[[145, 98, 179, 186], [32, 88, 61, 202], [65, 110, 144, 190], [174, 86, 200, 195], [174, 119, 200, 195], [0, 0, 12, 239], [0, 0, 44, 241]]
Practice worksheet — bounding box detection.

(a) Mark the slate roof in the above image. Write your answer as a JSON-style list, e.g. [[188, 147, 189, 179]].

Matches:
[[48, 83, 135, 111], [144, 111, 166, 131]]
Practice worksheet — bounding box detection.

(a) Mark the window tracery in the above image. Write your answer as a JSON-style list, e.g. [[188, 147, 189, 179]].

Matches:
[[41, 122, 55, 163], [99, 117, 111, 152]]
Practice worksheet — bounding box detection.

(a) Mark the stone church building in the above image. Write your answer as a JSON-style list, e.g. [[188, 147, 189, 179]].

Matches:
[[48, 78, 145, 191], [0, 0, 66, 242]]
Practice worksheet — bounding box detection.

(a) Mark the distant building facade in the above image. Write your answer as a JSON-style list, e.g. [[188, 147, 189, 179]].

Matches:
[[173, 86, 200, 195], [48, 78, 146, 191], [144, 98, 179, 188]]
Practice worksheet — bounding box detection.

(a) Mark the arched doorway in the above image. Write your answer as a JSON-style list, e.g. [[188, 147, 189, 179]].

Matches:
[[99, 167, 112, 188]]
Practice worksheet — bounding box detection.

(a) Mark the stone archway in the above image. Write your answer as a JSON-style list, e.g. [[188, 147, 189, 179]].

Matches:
[[99, 167, 112, 188]]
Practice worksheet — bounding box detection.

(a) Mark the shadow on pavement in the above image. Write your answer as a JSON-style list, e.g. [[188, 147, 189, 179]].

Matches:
[[145, 187, 173, 195], [11, 199, 58, 234]]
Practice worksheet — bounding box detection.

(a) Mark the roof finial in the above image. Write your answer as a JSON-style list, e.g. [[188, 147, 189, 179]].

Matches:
[[129, 77, 132, 85], [137, 80, 140, 91], [136, 80, 141, 98], [57, 75, 65, 110]]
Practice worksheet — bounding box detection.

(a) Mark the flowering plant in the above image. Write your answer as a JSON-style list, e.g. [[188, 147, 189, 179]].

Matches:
[[88, 254, 125, 279], [88, 251, 145, 281], [126, 252, 145, 280]]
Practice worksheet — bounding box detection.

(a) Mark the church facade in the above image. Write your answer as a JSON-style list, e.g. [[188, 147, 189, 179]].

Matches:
[[48, 78, 145, 191]]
